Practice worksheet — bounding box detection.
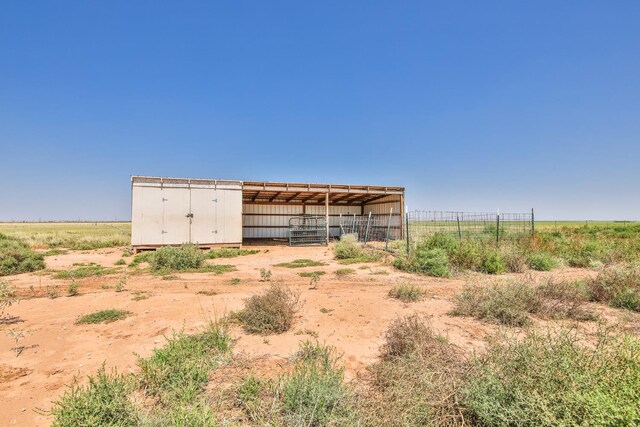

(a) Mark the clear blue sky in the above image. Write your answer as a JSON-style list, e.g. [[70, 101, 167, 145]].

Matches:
[[1, 1, 639, 221]]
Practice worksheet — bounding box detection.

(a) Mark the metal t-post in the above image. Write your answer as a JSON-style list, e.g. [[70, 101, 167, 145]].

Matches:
[[405, 212, 410, 255]]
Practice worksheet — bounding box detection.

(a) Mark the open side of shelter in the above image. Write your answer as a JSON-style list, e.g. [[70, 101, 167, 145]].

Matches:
[[130, 176, 405, 250]]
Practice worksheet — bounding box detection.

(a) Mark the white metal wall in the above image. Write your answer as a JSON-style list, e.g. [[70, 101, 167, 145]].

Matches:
[[131, 179, 242, 246]]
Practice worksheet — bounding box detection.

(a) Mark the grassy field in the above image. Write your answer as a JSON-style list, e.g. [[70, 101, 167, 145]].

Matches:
[[535, 220, 639, 230], [0, 222, 130, 249]]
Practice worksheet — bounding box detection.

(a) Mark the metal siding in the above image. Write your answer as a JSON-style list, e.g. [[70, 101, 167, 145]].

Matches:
[[242, 203, 303, 239]]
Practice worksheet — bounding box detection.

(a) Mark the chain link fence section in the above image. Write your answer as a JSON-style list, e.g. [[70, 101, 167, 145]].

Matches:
[[405, 210, 534, 249]]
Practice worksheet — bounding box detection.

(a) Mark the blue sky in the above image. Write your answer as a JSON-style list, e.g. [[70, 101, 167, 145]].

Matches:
[[1, 1, 639, 221]]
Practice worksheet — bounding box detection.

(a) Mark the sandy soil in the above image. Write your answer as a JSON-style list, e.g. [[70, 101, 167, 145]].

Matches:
[[0, 244, 626, 426]]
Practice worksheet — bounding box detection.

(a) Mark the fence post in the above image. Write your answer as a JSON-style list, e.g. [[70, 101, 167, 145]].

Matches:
[[496, 211, 500, 245], [531, 208, 535, 243], [456, 214, 462, 239], [385, 208, 393, 250], [364, 212, 372, 244], [405, 212, 410, 255]]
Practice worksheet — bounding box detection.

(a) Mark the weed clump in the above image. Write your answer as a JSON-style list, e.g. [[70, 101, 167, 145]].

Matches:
[[238, 341, 357, 426], [274, 259, 327, 268], [452, 278, 594, 326], [137, 322, 231, 404], [587, 265, 640, 312], [260, 268, 272, 282], [388, 284, 425, 303], [50, 365, 137, 426], [463, 327, 640, 426], [67, 281, 79, 296], [335, 268, 355, 277], [362, 315, 465, 426], [0, 233, 45, 276], [237, 283, 301, 335], [0, 281, 18, 318], [205, 248, 259, 259], [76, 309, 131, 325], [53, 263, 118, 279], [528, 252, 558, 271]]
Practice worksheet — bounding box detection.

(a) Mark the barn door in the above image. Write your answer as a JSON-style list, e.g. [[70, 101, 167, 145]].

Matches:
[[189, 187, 219, 244], [160, 187, 191, 245]]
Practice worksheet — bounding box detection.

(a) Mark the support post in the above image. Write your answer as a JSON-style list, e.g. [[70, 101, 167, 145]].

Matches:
[[496, 211, 500, 245], [531, 208, 535, 243], [385, 208, 393, 250], [325, 192, 329, 245], [405, 212, 410, 255], [456, 214, 462, 239]]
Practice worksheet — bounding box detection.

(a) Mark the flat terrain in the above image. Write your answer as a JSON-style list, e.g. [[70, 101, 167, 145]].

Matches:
[[0, 241, 632, 426]]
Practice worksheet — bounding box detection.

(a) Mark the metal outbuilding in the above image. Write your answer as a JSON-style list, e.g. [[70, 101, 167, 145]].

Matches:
[[131, 176, 405, 250]]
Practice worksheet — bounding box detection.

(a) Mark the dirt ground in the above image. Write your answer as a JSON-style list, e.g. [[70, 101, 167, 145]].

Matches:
[[0, 244, 624, 426]]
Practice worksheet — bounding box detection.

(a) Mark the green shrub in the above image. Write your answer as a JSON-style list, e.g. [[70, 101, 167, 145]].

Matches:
[[404, 247, 451, 277], [0, 233, 45, 276], [388, 284, 425, 303], [114, 259, 126, 266], [463, 328, 640, 426], [479, 250, 506, 274], [151, 245, 205, 271], [279, 342, 355, 426], [76, 309, 131, 325], [67, 281, 79, 296], [237, 283, 302, 334], [333, 234, 361, 259], [528, 252, 558, 271], [588, 265, 640, 312], [137, 322, 231, 404], [50, 365, 138, 426], [448, 239, 482, 271]]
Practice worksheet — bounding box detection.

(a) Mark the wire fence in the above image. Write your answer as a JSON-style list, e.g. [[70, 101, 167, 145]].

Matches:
[[406, 210, 534, 250]]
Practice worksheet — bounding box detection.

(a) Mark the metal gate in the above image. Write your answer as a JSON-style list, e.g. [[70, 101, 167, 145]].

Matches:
[[288, 216, 327, 246]]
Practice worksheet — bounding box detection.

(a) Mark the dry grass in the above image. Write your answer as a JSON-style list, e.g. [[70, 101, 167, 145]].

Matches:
[[236, 283, 302, 335], [361, 315, 466, 427], [451, 277, 596, 326]]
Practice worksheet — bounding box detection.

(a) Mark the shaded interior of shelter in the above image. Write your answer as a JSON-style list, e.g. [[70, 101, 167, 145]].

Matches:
[[241, 181, 404, 241]]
